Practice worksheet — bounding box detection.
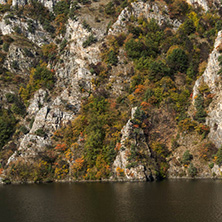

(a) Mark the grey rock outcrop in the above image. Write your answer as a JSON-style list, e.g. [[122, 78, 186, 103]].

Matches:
[[186, 0, 209, 10], [55, 19, 101, 107], [7, 18, 102, 164], [185, 0, 221, 11], [112, 108, 153, 181], [0, 0, 7, 4], [193, 31, 222, 148], [8, 90, 74, 164], [109, 1, 181, 35], [11, 0, 59, 11], [0, 14, 52, 46], [206, 94, 222, 148], [4, 44, 39, 74], [193, 31, 222, 98]]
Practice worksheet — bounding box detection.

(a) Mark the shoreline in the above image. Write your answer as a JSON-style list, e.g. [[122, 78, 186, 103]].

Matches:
[[1, 176, 222, 185]]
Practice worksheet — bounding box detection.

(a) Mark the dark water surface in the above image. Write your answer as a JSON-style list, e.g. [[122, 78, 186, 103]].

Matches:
[[0, 180, 222, 222]]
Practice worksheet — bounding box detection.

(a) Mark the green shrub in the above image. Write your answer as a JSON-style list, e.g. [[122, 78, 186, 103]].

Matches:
[[12, 60, 19, 70], [6, 93, 16, 103], [42, 20, 55, 33], [168, 0, 190, 19], [19, 65, 55, 103], [186, 63, 196, 79], [0, 4, 10, 13], [188, 163, 197, 177], [215, 148, 222, 166], [11, 102, 26, 116], [182, 150, 193, 165], [24, 2, 55, 34], [147, 60, 170, 81], [32, 65, 55, 89], [105, 2, 115, 15], [3, 43, 10, 52], [42, 43, 58, 62], [78, 0, 91, 5], [23, 48, 33, 57], [82, 20, 91, 32], [106, 50, 118, 66], [209, 163, 214, 169], [60, 39, 67, 51], [128, 25, 143, 38], [27, 20, 36, 34], [144, 88, 154, 101], [4, 12, 15, 20], [126, 162, 137, 169], [29, 117, 35, 129], [20, 125, 29, 134], [216, 20, 222, 32], [179, 19, 195, 35], [194, 94, 207, 123], [82, 35, 97, 48], [4, 19, 11, 25], [13, 26, 22, 34], [35, 129, 47, 137], [3, 35, 14, 43], [125, 39, 147, 59], [54, 0, 70, 16], [6, 93, 26, 116], [69, 1, 80, 19], [0, 109, 16, 150], [171, 138, 179, 150], [167, 48, 188, 73]]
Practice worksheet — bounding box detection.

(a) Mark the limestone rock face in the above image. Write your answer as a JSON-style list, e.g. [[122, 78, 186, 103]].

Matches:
[[211, 164, 222, 176], [112, 120, 148, 181], [27, 89, 48, 115], [193, 31, 222, 98], [0, 0, 7, 4], [193, 31, 222, 148], [109, 1, 181, 35], [8, 89, 74, 164], [0, 14, 52, 46], [112, 108, 153, 181], [7, 18, 101, 164], [11, 0, 59, 11], [55, 19, 101, 108], [185, 0, 221, 11], [206, 94, 222, 148], [4, 44, 39, 74], [186, 0, 209, 10]]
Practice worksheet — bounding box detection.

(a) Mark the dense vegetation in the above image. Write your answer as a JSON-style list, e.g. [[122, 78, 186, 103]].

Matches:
[[0, 0, 222, 182]]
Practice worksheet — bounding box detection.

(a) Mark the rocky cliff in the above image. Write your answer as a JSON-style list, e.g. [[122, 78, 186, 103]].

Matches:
[[1, 0, 222, 183], [193, 31, 222, 148], [185, 0, 221, 10]]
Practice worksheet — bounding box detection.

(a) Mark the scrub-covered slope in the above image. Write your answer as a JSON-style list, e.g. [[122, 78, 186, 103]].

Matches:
[[0, 0, 222, 183]]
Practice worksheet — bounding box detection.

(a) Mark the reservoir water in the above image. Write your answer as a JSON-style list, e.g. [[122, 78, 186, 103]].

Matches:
[[0, 180, 222, 222]]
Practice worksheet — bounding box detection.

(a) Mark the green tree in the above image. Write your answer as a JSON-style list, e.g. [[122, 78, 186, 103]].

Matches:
[[84, 96, 108, 166], [188, 163, 197, 177], [194, 94, 207, 123], [167, 48, 188, 73], [0, 109, 16, 149], [215, 148, 222, 166], [125, 39, 146, 59], [107, 50, 118, 66], [147, 60, 170, 81], [182, 150, 193, 165], [179, 19, 195, 35]]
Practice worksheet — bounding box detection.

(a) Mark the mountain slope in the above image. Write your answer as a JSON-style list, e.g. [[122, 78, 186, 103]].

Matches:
[[0, 0, 222, 183]]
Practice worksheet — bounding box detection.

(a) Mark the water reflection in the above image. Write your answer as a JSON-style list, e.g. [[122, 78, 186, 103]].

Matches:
[[1, 180, 222, 222]]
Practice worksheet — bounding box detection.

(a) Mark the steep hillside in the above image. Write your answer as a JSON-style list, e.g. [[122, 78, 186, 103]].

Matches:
[[0, 0, 222, 183]]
